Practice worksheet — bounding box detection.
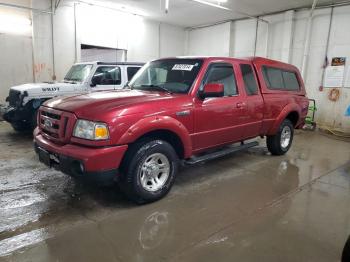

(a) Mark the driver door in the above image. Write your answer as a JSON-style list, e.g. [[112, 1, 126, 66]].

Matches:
[[90, 66, 122, 91], [192, 62, 244, 152]]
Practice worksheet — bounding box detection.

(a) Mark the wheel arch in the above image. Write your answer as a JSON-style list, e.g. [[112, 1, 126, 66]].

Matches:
[[117, 116, 192, 159], [267, 104, 301, 135], [285, 111, 299, 127]]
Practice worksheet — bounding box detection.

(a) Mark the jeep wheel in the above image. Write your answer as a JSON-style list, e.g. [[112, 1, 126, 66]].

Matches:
[[11, 121, 29, 132], [31, 109, 38, 129], [267, 119, 294, 155], [119, 139, 179, 204]]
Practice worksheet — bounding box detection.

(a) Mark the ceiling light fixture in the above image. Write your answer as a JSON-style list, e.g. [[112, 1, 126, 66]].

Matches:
[[0, 13, 31, 35], [191, 0, 231, 10], [78, 0, 147, 17], [165, 0, 169, 13]]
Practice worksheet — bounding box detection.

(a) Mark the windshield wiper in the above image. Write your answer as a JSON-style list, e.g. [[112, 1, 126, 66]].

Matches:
[[140, 84, 172, 94]]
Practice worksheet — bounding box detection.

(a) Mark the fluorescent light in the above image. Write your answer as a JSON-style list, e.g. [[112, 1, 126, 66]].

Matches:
[[0, 14, 31, 35], [78, 0, 148, 17], [191, 0, 231, 10], [165, 0, 169, 13]]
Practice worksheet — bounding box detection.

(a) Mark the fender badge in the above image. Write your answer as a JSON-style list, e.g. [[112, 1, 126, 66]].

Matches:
[[44, 119, 53, 128]]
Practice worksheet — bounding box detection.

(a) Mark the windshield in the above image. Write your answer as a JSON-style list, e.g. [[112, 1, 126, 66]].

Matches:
[[64, 64, 93, 82], [129, 59, 203, 94]]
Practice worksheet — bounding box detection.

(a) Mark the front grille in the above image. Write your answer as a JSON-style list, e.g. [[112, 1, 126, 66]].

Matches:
[[39, 107, 76, 144], [7, 90, 21, 107], [41, 110, 61, 120]]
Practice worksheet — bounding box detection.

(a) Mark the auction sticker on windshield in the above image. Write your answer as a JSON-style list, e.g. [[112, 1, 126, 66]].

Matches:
[[172, 64, 194, 71]]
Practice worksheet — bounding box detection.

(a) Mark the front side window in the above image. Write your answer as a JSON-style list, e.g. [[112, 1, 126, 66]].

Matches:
[[92, 66, 121, 86], [64, 64, 93, 82], [240, 64, 258, 95], [129, 59, 203, 94], [127, 67, 141, 81], [203, 63, 237, 96]]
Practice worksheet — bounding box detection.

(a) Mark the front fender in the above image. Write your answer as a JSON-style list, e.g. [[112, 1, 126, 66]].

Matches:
[[267, 103, 301, 135], [117, 116, 192, 158]]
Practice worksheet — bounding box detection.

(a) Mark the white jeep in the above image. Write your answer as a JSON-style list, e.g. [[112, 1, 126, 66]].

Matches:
[[2, 61, 143, 132]]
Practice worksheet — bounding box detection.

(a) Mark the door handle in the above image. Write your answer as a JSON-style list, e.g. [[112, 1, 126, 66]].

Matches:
[[236, 102, 246, 109]]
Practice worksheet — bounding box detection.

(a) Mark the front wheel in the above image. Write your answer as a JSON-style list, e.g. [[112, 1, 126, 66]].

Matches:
[[11, 121, 30, 132], [30, 109, 38, 129], [267, 119, 294, 155], [119, 139, 179, 204]]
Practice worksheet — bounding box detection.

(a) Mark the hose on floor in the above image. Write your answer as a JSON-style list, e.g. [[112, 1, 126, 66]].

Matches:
[[317, 123, 350, 142]]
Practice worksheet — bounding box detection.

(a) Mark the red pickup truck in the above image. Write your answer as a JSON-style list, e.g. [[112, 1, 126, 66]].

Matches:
[[34, 57, 309, 203]]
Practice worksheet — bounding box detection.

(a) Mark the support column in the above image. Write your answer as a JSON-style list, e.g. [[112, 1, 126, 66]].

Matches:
[[281, 10, 294, 63], [31, 0, 54, 82]]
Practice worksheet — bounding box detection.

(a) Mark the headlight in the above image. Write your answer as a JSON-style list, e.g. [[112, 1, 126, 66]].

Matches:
[[73, 120, 109, 140]]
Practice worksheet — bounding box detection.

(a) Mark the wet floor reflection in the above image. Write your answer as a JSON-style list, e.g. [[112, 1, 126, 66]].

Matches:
[[1, 123, 350, 261]]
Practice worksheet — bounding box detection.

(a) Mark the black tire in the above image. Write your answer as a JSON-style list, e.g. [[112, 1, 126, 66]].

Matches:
[[31, 109, 38, 129], [342, 236, 350, 262], [119, 139, 179, 204], [11, 121, 30, 132], [267, 119, 294, 156]]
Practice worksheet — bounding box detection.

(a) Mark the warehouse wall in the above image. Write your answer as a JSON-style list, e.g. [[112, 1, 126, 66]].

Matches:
[[0, 0, 186, 103], [187, 22, 231, 56], [52, 1, 186, 79], [1, 1, 349, 132], [31, 0, 54, 82], [0, 0, 33, 102], [186, 6, 350, 132]]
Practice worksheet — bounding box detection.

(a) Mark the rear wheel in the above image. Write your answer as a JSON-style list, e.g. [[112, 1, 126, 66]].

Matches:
[[267, 119, 294, 155], [119, 139, 179, 204]]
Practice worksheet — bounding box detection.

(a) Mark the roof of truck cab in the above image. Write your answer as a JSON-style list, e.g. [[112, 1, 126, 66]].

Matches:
[[241, 56, 298, 68], [158, 56, 293, 64], [159, 56, 300, 72]]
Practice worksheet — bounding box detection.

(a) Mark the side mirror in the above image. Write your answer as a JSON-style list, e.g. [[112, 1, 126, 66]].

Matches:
[[200, 83, 224, 99], [90, 77, 98, 87]]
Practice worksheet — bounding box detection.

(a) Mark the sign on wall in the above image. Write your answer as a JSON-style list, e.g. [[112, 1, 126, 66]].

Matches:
[[344, 67, 350, 88], [331, 57, 346, 66], [324, 66, 345, 88]]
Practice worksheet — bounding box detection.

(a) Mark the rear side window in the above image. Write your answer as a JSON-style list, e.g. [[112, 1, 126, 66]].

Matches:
[[127, 67, 140, 80], [282, 71, 300, 90], [204, 64, 237, 96], [263, 67, 284, 90], [240, 64, 258, 95], [262, 66, 300, 91]]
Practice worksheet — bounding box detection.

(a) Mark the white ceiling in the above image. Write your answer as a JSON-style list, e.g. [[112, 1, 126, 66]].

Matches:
[[85, 0, 345, 27]]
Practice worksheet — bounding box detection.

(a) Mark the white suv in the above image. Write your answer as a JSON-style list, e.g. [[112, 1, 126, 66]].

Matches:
[[2, 61, 144, 132]]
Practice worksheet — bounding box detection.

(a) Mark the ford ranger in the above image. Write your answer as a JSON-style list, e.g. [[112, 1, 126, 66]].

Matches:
[[3, 61, 143, 132], [33, 57, 309, 203]]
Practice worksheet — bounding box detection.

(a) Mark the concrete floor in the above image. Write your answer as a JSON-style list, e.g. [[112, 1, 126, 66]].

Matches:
[[0, 122, 350, 262]]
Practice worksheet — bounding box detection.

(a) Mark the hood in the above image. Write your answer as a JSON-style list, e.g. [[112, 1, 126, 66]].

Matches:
[[44, 89, 188, 119], [11, 82, 82, 97]]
